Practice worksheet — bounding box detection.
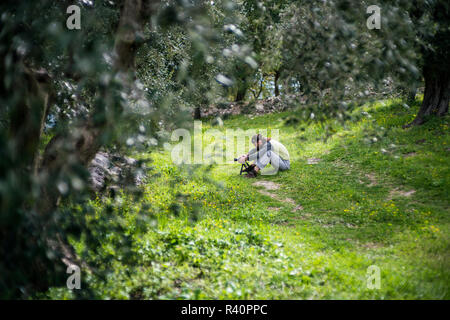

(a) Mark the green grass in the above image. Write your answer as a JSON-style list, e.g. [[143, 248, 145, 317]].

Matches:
[[45, 98, 449, 299]]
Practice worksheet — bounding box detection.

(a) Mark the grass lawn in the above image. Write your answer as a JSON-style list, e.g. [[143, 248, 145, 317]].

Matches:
[[46, 98, 449, 299]]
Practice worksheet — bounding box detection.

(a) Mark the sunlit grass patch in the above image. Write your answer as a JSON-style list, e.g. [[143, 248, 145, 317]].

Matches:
[[45, 98, 449, 299]]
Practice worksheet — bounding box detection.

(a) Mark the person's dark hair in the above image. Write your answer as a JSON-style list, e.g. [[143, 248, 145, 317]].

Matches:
[[251, 134, 271, 145]]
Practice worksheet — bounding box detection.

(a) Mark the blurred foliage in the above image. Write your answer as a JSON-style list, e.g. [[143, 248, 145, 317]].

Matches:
[[43, 99, 450, 299], [0, 0, 231, 298], [0, 0, 448, 298]]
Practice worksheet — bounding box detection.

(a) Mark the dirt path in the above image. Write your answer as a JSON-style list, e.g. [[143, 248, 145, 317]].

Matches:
[[252, 180, 304, 212]]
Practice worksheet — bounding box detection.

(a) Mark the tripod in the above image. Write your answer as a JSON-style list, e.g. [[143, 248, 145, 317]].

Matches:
[[234, 158, 251, 175]]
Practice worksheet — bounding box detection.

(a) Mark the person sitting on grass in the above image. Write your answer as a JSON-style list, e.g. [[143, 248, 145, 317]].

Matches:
[[237, 133, 290, 178]]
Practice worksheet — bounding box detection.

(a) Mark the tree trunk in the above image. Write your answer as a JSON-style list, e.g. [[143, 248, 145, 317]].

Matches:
[[114, 0, 156, 72], [1, 63, 55, 297], [235, 86, 247, 102], [407, 87, 417, 104], [34, 0, 161, 290], [408, 22, 450, 127], [408, 63, 450, 126], [274, 70, 280, 97], [39, 0, 160, 215], [194, 106, 201, 119], [255, 77, 264, 99], [1, 0, 161, 298], [8, 66, 52, 173]]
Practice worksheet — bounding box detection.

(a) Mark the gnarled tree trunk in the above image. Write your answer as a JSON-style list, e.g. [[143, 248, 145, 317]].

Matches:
[[235, 86, 248, 102], [39, 0, 160, 216], [194, 106, 202, 119], [409, 64, 450, 126], [29, 0, 161, 293], [274, 69, 280, 97], [8, 66, 52, 174], [408, 23, 450, 126]]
